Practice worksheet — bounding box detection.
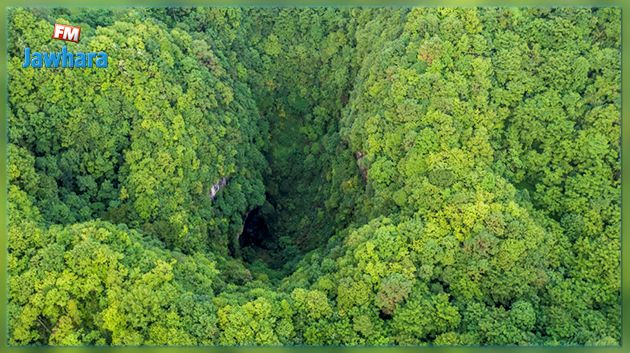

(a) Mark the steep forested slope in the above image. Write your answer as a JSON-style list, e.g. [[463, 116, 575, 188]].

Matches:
[[8, 7, 620, 345]]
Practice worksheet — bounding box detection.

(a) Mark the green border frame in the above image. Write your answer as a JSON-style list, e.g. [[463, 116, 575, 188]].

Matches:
[[0, 1, 626, 352]]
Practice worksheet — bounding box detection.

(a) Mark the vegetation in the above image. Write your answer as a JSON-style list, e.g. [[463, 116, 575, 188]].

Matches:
[[8, 7, 620, 345]]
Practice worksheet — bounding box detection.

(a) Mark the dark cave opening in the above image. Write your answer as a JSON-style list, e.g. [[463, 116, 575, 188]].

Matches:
[[237, 207, 284, 269], [240, 207, 272, 249]]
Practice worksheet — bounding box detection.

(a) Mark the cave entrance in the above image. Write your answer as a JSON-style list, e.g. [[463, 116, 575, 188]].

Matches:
[[238, 207, 281, 268], [240, 207, 272, 249]]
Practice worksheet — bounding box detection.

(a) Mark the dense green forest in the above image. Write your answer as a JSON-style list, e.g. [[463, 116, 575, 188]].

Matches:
[[8, 7, 620, 345]]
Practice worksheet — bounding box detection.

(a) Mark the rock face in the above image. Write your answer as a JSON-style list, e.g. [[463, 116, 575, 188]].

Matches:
[[355, 151, 368, 182], [210, 177, 228, 200]]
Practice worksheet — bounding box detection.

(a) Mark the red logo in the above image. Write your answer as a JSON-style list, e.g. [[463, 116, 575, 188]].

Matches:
[[52, 23, 81, 43]]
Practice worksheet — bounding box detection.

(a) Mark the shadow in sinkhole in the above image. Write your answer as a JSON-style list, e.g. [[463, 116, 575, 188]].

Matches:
[[237, 207, 285, 271]]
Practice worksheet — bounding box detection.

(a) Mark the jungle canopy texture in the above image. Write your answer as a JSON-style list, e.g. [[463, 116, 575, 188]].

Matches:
[[8, 7, 621, 345]]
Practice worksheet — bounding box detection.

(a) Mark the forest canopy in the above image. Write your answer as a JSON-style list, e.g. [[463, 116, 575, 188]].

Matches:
[[7, 7, 621, 346]]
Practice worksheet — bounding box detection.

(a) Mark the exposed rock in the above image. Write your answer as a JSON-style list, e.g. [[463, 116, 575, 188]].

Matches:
[[355, 151, 368, 183], [210, 177, 228, 200]]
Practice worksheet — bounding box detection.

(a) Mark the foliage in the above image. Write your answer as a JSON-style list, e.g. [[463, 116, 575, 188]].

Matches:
[[8, 7, 620, 346]]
